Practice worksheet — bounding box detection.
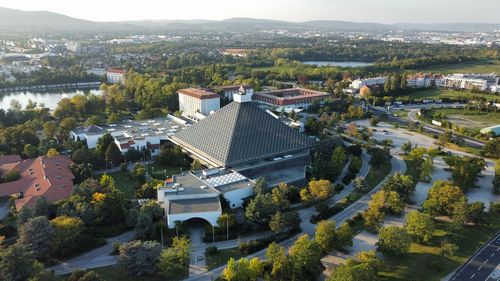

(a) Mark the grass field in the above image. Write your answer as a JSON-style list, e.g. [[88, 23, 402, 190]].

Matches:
[[205, 248, 246, 270], [421, 108, 500, 129], [104, 172, 137, 199], [379, 214, 500, 281], [410, 61, 500, 75], [365, 161, 392, 189], [403, 88, 500, 102]]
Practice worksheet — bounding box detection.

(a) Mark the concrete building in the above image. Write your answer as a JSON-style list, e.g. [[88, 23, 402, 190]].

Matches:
[[407, 73, 442, 88], [177, 88, 221, 118], [157, 168, 254, 227], [216, 84, 254, 101], [106, 68, 126, 84], [70, 116, 190, 157], [349, 77, 387, 90], [440, 73, 499, 92], [252, 87, 333, 110], [0, 155, 74, 210]]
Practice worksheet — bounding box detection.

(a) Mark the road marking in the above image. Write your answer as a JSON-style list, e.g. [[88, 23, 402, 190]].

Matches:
[[497, 247, 500, 252], [471, 273, 476, 279], [477, 266, 482, 271], [491, 253, 495, 258], [485, 259, 489, 264]]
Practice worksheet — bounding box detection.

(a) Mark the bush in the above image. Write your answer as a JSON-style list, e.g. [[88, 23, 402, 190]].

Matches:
[[342, 172, 356, 185], [334, 183, 345, 193], [206, 246, 218, 255], [310, 205, 345, 224], [120, 163, 128, 172]]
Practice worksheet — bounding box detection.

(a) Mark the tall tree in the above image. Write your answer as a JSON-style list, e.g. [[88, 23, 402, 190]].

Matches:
[[18, 216, 53, 259]]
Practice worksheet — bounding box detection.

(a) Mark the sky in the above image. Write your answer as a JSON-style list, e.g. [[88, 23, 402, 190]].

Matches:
[[0, 0, 499, 24]]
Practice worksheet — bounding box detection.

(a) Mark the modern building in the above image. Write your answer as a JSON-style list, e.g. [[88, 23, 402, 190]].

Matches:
[[216, 84, 254, 101], [480, 125, 500, 136], [0, 155, 74, 210], [406, 73, 442, 88], [349, 77, 387, 90], [440, 73, 499, 92], [170, 91, 316, 188], [106, 68, 126, 84], [70, 116, 190, 157], [252, 87, 333, 110], [177, 88, 221, 118], [157, 168, 254, 227]]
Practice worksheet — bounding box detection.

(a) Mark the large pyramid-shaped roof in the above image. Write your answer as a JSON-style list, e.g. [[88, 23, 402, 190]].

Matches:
[[171, 102, 315, 167]]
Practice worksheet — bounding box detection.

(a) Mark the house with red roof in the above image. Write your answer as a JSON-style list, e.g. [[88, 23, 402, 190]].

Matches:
[[0, 155, 75, 210]]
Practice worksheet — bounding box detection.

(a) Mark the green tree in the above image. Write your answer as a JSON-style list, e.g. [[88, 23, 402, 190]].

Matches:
[[157, 236, 191, 278], [50, 216, 85, 258], [0, 243, 40, 281], [420, 157, 434, 182], [336, 222, 354, 249], [23, 144, 39, 158], [439, 243, 459, 258], [401, 141, 412, 155], [217, 213, 237, 237], [32, 196, 49, 217], [271, 183, 290, 210], [245, 193, 278, 225], [376, 226, 411, 256], [404, 211, 435, 243], [269, 211, 286, 234], [354, 176, 368, 193], [315, 220, 337, 253], [222, 257, 263, 281], [42, 121, 56, 139], [96, 133, 114, 156], [363, 206, 385, 232], [18, 216, 53, 259], [191, 159, 203, 171], [444, 156, 486, 190], [135, 212, 154, 239], [46, 148, 60, 157], [266, 242, 291, 281], [423, 181, 466, 217], [467, 202, 486, 226], [119, 240, 162, 276], [331, 146, 347, 172], [382, 172, 414, 201], [105, 143, 122, 166], [288, 234, 324, 281]]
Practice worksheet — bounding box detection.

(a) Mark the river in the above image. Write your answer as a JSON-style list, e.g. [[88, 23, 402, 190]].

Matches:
[[302, 61, 373, 67], [0, 89, 103, 111]]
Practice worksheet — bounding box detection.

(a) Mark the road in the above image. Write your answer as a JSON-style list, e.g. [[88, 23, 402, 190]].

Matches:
[[370, 104, 486, 148], [185, 153, 406, 281], [448, 233, 500, 281]]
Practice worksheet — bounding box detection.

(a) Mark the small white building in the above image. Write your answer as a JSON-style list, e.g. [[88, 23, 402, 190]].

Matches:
[[177, 88, 221, 117], [217, 85, 254, 101], [106, 68, 126, 84], [157, 168, 254, 228]]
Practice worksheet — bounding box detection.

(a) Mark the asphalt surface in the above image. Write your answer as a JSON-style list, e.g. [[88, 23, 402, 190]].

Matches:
[[449, 233, 500, 281], [370, 104, 486, 148]]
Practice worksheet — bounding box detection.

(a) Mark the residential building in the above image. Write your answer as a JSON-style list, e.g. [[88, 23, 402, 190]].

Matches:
[[349, 77, 387, 90], [440, 73, 498, 92], [406, 73, 442, 88], [252, 87, 334, 110], [0, 155, 74, 210], [216, 84, 254, 101], [106, 68, 126, 84], [177, 88, 221, 118]]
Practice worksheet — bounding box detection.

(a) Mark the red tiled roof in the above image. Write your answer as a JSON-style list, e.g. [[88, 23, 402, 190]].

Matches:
[[0, 155, 74, 210], [177, 88, 220, 100], [0, 155, 22, 165], [107, 68, 126, 74]]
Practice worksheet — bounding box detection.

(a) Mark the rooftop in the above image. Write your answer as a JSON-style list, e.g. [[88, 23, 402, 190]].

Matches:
[[171, 101, 315, 167], [168, 197, 221, 215], [254, 87, 332, 101], [177, 88, 221, 100]]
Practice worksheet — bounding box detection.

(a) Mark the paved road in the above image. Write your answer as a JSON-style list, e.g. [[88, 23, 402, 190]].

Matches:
[[49, 230, 136, 275], [185, 154, 406, 281], [370, 105, 486, 148], [448, 233, 500, 281]]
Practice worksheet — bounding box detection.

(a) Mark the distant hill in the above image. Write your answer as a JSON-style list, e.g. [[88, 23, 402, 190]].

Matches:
[[0, 6, 499, 34]]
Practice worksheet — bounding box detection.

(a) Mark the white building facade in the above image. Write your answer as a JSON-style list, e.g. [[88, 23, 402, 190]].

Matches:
[[177, 88, 221, 117]]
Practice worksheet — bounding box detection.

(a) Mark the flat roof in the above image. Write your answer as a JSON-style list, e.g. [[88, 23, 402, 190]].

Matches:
[[168, 197, 221, 214], [168, 173, 219, 196], [177, 88, 220, 100]]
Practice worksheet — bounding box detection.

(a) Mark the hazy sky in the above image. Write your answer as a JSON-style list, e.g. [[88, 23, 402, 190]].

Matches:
[[0, 0, 499, 23]]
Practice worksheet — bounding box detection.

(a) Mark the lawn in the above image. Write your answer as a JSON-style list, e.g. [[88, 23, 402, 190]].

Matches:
[[403, 88, 500, 102], [91, 266, 170, 281], [146, 163, 183, 180], [379, 214, 500, 281], [103, 172, 137, 199], [410, 61, 500, 75], [205, 248, 246, 270], [365, 161, 392, 189]]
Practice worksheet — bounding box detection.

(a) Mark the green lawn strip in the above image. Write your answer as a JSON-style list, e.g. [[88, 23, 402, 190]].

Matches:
[[100, 172, 137, 199], [401, 88, 500, 102], [90, 265, 171, 281], [420, 108, 500, 129], [205, 248, 246, 270], [379, 214, 500, 281], [146, 163, 183, 179], [365, 161, 392, 189]]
